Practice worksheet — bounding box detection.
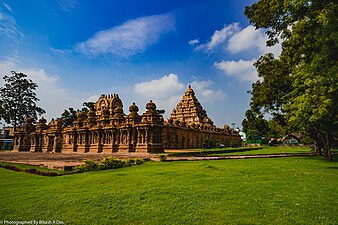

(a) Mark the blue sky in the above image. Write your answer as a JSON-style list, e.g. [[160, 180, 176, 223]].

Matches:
[[0, 0, 281, 128]]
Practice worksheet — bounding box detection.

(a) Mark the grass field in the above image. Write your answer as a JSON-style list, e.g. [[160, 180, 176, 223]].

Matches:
[[167, 146, 313, 157], [0, 156, 337, 224]]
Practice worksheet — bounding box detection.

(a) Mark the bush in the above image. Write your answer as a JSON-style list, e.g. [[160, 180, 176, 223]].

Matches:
[[75, 157, 144, 172], [158, 154, 167, 162], [203, 138, 216, 149], [230, 141, 241, 148], [83, 159, 98, 171], [134, 158, 144, 165]]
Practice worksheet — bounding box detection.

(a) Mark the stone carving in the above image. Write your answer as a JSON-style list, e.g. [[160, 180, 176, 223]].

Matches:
[[168, 85, 214, 127]]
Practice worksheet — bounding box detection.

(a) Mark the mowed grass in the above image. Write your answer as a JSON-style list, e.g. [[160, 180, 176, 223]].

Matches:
[[218, 146, 312, 156], [168, 146, 312, 157], [0, 156, 337, 224]]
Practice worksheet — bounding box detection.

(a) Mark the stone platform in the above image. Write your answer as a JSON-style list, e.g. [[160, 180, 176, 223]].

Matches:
[[0, 151, 153, 170]]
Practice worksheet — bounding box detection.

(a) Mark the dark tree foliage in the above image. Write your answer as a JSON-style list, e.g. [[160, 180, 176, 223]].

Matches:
[[244, 0, 338, 159], [83, 102, 95, 110], [61, 108, 78, 127], [242, 109, 269, 141], [0, 71, 45, 131], [61, 102, 95, 127], [157, 109, 165, 115]]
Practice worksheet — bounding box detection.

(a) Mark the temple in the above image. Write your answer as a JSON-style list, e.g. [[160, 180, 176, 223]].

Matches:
[[13, 86, 241, 153]]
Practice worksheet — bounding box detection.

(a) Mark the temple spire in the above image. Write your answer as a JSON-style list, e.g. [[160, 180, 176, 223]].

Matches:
[[168, 86, 214, 127]]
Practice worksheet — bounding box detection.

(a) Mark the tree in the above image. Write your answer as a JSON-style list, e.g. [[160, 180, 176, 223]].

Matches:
[[245, 0, 338, 159], [61, 108, 79, 127], [242, 109, 269, 141], [83, 102, 95, 110], [0, 71, 45, 131], [61, 102, 94, 127]]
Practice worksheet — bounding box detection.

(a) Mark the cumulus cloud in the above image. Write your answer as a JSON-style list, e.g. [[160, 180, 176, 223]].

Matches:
[[214, 59, 261, 82], [195, 23, 239, 52], [197, 22, 281, 57], [196, 23, 282, 83], [227, 25, 281, 56], [191, 80, 225, 102], [75, 13, 175, 58], [0, 59, 84, 121], [135, 73, 184, 99], [133, 74, 225, 117]]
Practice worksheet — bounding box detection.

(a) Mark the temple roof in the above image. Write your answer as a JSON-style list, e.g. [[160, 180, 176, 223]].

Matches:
[[168, 85, 214, 127]]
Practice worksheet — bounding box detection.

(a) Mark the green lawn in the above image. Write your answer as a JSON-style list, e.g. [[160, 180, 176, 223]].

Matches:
[[168, 146, 312, 157], [0, 156, 337, 224], [215, 146, 312, 156]]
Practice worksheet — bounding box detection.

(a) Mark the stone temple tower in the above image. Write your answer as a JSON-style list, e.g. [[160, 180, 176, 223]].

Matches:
[[168, 85, 214, 127]]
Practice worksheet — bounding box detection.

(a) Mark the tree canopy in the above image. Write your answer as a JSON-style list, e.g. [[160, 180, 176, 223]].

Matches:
[[244, 0, 338, 159], [242, 109, 269, 141], [61, 102, 94, 127], [0, 71, 45, 131]]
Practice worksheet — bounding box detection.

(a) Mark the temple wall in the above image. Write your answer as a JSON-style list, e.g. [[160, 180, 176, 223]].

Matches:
[[163, 125, 241, 149]]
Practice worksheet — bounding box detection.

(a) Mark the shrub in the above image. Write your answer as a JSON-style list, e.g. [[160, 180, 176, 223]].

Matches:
[[203, 138, 216, 149], [158, 154, 167, 162], [230, 141, 241, 148], [74, 157, 145, 172], [98, 157, 123, 170], [83, 159, 98, 171], [134, 158, 144, 165]]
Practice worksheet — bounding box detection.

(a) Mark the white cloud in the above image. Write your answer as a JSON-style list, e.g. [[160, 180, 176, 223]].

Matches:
[[196, 23, 239, 52], [0, 3, 23, 41], [214, 59, 261, 82], [135, 73, 184, 99], [0, 59, 84, 121], [2, 2, 12, 13], [85, 94, 100, 103], [196, 23, 281, 57], [191, 80, 225, 102], [50, 47, 73, 55], [227, 25, 281, 56], [133, 74, 225, 117], [188, 38, 199, 45], [75, 13, 175, 58], [57, 0, 78, 12], [195, 23, 282, 83]]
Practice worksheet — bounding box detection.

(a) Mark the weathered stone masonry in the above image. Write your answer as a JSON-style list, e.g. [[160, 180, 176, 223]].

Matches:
[[13, 86, 241, 153]]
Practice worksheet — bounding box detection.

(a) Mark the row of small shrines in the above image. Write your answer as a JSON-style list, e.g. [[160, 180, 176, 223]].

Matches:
[[13, 100, 241, 153]]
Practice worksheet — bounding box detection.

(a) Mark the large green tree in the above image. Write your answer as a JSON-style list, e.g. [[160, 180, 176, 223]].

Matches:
[[0, 71, 45, 131], [245, 0, 338, 159], [242, 109, 270, 141]]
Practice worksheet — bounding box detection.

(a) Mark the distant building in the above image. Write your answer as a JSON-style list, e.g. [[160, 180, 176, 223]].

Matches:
[[13, 86, 241, 153], [282, 134, 301, 145], [0, 126, 14, 149]]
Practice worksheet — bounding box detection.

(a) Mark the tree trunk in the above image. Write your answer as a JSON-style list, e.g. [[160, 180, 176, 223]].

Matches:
[[13, 119, 17, 132], [315, 143, 322, 155], [322, 133, 333, 161], [313, 126, 333, 161]]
